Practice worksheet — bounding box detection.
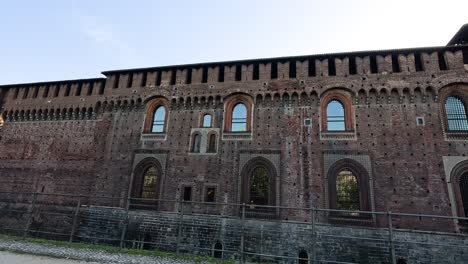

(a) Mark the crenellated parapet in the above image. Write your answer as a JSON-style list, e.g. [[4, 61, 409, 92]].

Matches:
[[0, 45, 467, 122]]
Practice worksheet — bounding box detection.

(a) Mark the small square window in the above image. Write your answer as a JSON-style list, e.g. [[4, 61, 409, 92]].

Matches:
[[205, 187, 216, 202], [416, 117, 425, 126], [304, 119, 312, 127]]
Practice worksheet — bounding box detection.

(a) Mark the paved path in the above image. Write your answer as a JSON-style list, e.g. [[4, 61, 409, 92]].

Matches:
[[0, 251, 100, 264]]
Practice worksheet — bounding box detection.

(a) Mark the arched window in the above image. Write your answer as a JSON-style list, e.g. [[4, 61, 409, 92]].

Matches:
[[141, 167, 158, 199], [445, 96, 468, 131], [213, 241, 223, 259], [232, 103, 247, 132], [152, 106, 166, 133], [207, 134, 216, 153], [249, 166, 269, 205], [326, 99, 346, 131], [328, 159, 370, 218], [202, 114, 212, 128], [192, 134, 201, 153], [298, 250, 308, 264], [460, 172, 468, 219], [336, 169, 360, 211]]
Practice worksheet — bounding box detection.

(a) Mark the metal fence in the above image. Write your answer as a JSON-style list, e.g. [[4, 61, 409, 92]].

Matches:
[[0, 191, 467, 264]]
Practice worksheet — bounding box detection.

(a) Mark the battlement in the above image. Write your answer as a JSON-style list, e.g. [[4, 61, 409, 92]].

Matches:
[[1, 45, 467, 103]]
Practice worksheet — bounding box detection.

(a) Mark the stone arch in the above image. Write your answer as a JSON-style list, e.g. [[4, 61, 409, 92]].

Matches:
[[450, 160, 468, 220], [327, 158, 371, 214], [131, 158, 164, 201], [320, 89, 354, 131], [240, 157, 278, 207], [212, 241, 223, 259]]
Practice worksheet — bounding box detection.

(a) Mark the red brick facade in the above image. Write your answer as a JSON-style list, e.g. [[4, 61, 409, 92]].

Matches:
[[1, 42, 468, 231]]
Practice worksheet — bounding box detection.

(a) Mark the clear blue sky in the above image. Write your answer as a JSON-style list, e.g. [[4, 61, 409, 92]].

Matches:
[[0, 0, 467, 85]]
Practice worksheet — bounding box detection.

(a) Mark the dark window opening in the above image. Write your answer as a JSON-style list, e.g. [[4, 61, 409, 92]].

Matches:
[[207, 134, 216, 153], [349, 57, 357, 75], [141, 72, 147, 87], [13, 87, 19, 99], [87, 82, 93, 95], [463, 48, 468, 64], [156, 71, 162, 86], [445, 96, 468, 131], [75, 83, 82, 96], [186, 68, 192, 84], [113, 74, 120, 88], [192, 134, 201, 153], [127, 73, 133, 88], [65, 83, 71, 96], [43, 85, 50, 98], [202, 67, 208, 83], [218, 66, 224, 82], [32, 86, 39, 98], [98, 82, 105, 95], [213, 242, 223, 259], [438, 51, 448, 70], [415, 53, 424, 72], [53, 85, 60, 97], [308, 58, 316, 77], [391, 54, 400, 73], [370, 56, 378, 74], [271, 62, 278, 79], [460, 173, 468, 217], [206, 187, 216, 202], [298, 250, 308, 264], [183, 186, 192, 201], [23, 87, 29, 99], [235, 65, 242, 81], [170, 69, 177, 85], [289, 60, 297, 78], [253, 63, 259, 80], [328, 58, 336, 76]]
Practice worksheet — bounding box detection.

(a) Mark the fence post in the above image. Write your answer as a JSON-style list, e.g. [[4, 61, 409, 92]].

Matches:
[[119, 197, 130, 248], [176, 199, 184, 254], [387, 211, 396, 264], [69, 198, 81, 243], [310, 207, 317, 264], [240, 203, 246, 264], [23, 192, 37, 238]]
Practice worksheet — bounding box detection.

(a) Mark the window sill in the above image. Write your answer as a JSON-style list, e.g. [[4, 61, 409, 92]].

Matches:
[[141, 132, 166, 141], [320, 130, 356, 140], [445, 131, 468, 141], [222, 131, 252, 140]]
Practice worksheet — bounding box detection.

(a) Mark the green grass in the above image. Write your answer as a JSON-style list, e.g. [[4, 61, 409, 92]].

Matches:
[[0, 234, 235, 264]]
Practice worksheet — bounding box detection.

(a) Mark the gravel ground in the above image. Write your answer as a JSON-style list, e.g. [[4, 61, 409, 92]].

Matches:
[[0, 238, 209, 264], [0, 251, 101, 264]]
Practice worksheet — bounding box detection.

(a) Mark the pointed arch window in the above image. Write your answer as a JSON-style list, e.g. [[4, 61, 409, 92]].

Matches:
[[445, 96, 468, 131], [326, 99, 346, 131], [152, 106, 166, 133], [232, 103, 247, 132]]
